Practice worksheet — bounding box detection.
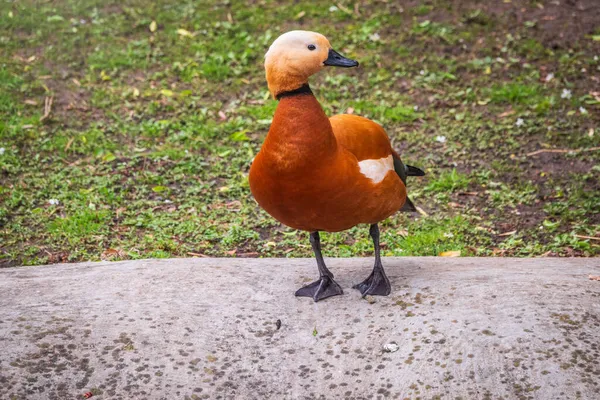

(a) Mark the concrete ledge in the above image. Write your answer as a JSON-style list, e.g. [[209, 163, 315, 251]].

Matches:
[[1, 257, 599, 399]]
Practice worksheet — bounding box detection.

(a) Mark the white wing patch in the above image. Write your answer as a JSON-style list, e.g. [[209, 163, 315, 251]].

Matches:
[[358, 155, 394, 184]]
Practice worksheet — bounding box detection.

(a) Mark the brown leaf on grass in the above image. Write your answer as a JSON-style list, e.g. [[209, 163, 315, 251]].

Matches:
[[498, 109, 515, 118], [64, 137, 74, 151], [492, 248, 506, 256], [218, 110, 227, 121], [498, 230, 517, 237], [527, 147, 600, 157], [439, 251, 460, 257], [416, 206, 429, 216], [40, 96, 53, 122], [101, 248, 125, 260], [187, 252, 209, 258], [225, 200, 242, 210], [574, 234, 600, 241]]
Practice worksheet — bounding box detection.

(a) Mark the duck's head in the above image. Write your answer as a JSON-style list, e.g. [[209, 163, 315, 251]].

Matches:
[[265, 30, 358, 98]]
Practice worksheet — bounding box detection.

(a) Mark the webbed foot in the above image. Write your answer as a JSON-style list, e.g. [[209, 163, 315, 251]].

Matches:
[[353, 267, 391, 297], [296, 276, 343, 302]]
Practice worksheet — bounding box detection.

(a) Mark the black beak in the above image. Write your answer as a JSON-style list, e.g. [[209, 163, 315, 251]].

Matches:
[[323, 48, 359, 68]]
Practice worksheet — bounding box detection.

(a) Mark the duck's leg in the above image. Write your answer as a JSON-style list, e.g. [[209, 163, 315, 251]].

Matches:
[[295, 231, 344, 302], [353, 224, 391, 297]]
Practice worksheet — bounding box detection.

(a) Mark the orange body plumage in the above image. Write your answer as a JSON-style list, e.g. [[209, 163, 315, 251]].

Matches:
[[249, 94, 406, 232]]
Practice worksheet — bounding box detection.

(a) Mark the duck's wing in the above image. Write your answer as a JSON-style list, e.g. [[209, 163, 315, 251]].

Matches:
[[330, 114, 424, 212], [329, 114, 394, 161]]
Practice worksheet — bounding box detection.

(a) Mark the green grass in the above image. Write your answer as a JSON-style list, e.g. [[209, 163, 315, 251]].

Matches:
[[489, 82, 543, 105], [425, 169, 470, 194], [1, 0, 599, 266]]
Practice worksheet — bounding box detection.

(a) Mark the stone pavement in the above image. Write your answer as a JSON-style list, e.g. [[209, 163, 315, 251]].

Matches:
[[0, 257, 599, 399]]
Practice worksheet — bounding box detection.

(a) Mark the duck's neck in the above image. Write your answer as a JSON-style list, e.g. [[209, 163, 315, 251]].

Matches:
[[275, 83, 313, 100], [262, 88, 337, 170]]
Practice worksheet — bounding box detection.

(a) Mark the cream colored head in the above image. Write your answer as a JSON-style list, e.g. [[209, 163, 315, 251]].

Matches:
[[264, 30, 358, 98]]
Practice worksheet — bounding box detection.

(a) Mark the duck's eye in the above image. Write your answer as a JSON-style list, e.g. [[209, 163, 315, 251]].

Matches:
[[307, 44, 316, 51]]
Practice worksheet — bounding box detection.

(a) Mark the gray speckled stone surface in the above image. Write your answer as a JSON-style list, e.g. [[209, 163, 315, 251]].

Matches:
[[1, 257, 599, 400]]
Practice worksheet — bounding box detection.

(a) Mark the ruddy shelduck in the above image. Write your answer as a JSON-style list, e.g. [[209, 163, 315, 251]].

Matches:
[[249, 31, 424, 302]]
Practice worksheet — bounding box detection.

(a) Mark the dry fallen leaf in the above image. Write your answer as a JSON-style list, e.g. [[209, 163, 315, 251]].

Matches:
[[101, 248, 125, 260], [589, 275, 600, 281], [177, 28, 194, 37], [498, 230, 517, 237], [498, 109, 515, 118], [416, 206, 429, 216], [439, 251, 461, 257], [187, 252, 209, 258]]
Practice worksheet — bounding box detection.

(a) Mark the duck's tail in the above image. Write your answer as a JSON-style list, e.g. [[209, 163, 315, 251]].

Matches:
[[392, 152, 425, 213], [405, 164, 425, 177]]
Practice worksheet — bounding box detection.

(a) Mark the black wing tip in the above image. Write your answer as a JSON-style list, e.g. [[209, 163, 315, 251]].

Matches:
[[405, 165, 425, 177]]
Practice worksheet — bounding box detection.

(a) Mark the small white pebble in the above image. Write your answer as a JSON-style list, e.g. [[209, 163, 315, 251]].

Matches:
[[444, 232, 454, 238], [561, 89, 572, 99], [419, 70, 426, 76], [435, 135, 447, 143], [369, 33, 381, 42], [515, 118, 524, 127], [48, 199, 60, 205], [413, 105, 419, 111], [329, 5, 338, 12], [579, 107, 588, 115], [164, 199, 172, 204], [544, 73, 554, 82], [0, 147, 5, 155], [383, 342, 399, 353], [595, 56, 599, 61]]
